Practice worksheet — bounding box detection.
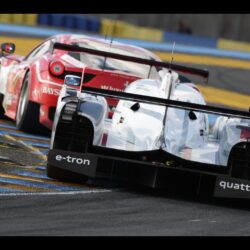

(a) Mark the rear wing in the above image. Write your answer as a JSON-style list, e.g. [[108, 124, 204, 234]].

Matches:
[[81, 86, 250, 120], [52, 42, 209, 81]]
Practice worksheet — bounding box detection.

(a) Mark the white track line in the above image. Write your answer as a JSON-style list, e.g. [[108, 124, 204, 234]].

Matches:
[[0, 189, 112, 197]]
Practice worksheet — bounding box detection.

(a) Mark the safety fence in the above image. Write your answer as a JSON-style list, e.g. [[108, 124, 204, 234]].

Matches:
[[1, 14, 250, 53]]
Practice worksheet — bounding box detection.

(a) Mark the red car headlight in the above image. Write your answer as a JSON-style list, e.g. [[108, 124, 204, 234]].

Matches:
[[49, 60, 65, 76]]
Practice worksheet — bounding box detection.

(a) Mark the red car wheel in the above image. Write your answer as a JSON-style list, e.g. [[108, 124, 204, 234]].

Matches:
[[16, 72, 48, 134]]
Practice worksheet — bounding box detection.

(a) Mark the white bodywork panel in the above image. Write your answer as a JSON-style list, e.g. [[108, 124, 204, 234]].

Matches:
[[105, 72, 248, 166]]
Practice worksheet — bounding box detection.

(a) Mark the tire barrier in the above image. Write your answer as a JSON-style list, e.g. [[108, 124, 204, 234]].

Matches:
[[0, 14, 12, 23], [99, 19, 163, 42], [99, 18, 116, 36], [38, 14, 100, 33], [38, 14, 51, 26], [50, 14, 65, 28], [24, 14, 37, 26], [0, 14, 100, 33], [65, 15, 76, 30], [0, 14, 38, 26]]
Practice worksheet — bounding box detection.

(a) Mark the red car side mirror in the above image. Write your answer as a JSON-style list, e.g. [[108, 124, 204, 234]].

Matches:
[[1, 43, 15, 55]]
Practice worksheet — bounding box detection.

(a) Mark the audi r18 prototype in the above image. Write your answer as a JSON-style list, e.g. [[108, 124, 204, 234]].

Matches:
[[47, 44, 250, 199], [0, 34, 160, 133]]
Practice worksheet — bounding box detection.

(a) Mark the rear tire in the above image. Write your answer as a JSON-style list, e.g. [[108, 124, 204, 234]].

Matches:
[[16, 72, 49, 134], [46, 164, 88, 183]]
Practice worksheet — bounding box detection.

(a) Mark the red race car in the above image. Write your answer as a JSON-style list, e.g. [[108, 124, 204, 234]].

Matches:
[[0, 34, 161, 133]]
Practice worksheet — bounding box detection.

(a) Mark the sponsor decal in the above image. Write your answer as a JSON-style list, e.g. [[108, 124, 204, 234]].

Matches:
[[48, 150, 97, 177], [219, 180, 250, 191], [101, 85, 123, 92], [214, 176, 250, 199], [42, 86, 60, 96], [55, 154, 91, 166], [100, 81, 129, 92]]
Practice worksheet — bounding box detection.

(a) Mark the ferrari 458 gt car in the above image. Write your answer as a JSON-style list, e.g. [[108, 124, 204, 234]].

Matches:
[[47, 44, 250, 199], [0, 34, 160, 133]]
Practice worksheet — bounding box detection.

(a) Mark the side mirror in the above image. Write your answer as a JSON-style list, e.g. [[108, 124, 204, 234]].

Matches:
[[1, 43, 15, 55], [64, 75, 81, 87]]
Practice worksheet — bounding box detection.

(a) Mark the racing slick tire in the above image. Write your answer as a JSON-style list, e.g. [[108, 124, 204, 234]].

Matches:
[[16, 72, 49, 134], [46, 164, 88, 183]]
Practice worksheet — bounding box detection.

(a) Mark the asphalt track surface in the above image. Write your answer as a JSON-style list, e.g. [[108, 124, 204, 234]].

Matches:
[[0, 63, 249, 236]]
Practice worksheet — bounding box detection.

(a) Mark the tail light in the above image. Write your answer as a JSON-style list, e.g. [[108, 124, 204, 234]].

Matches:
[[241, 129, 250, 139], [49, 60, 65, 76]]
